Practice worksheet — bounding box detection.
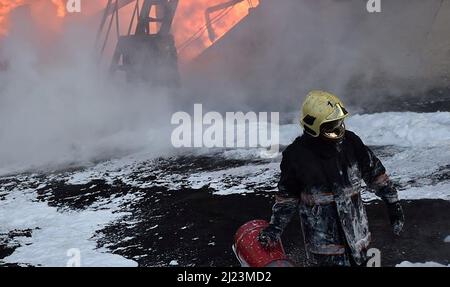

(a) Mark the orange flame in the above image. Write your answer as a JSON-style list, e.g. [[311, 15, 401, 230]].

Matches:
[[51, 0, 66, 18], [0, 0, 27, 35], [0, 0, 258, 60], [174, 0, 259, 60], [0, 0, 68, 36]]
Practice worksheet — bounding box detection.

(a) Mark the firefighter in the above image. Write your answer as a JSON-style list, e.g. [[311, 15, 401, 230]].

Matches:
[[258, 90, 405, 266]]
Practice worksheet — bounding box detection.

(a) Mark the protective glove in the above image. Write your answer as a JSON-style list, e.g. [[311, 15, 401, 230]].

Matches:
[[258, 225, 282, 249], [387, 201, 405, 236]]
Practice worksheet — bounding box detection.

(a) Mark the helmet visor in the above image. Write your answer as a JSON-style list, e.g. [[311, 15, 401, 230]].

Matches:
[[325, 103, 348, 122]]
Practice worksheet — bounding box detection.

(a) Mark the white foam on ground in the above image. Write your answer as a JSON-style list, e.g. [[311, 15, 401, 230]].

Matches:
[[276, 112, 450, 148], [362, 145, 450, 202], [347, 112, 450, 147], [187, 162, 279, 195], [396, 261, 450, 267], [0, 189, 137, 267], [398, 182, 450, 201]]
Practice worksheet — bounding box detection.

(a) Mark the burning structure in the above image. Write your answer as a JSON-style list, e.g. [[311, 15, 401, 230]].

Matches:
[[98, 0, 180, 86], [0, 0, 256, 70], [96, 0, 257, 86]]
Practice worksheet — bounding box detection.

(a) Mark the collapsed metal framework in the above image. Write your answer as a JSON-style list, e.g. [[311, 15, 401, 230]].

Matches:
[[97, 0, 180, 86], [205, 0, 255, 42], [96, 0, 256, 86]]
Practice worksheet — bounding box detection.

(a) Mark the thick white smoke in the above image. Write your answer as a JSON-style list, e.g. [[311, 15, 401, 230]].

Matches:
[[0, 5, 175, 175], [184, 0, 450, 112]]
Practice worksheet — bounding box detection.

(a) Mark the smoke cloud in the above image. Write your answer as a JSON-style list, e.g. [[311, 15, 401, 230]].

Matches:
[[0, 3, 175, 175], [183, 0, 450, 112]]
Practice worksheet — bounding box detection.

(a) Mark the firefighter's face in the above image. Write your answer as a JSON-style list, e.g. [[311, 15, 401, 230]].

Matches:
[[320, 119, 345, 141]]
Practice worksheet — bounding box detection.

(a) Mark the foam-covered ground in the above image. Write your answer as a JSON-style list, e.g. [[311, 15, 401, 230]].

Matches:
[[0, 112, 449, 267]]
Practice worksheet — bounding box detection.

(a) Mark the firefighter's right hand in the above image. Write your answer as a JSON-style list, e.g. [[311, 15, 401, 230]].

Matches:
[[387, 201, 405, 236], [258, 225, 281, 249]]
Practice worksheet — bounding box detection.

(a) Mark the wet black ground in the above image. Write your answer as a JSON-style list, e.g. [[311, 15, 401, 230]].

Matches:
[[2, 176, 447, 267], [96, 187, 450, 267], [79, 190, 450, 267]]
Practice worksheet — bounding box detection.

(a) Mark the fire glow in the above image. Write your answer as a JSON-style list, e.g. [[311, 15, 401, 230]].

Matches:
[[174, 0, 259, 59], [0, 0, 67, 35], [0, 0, 26, 35], [51, 0, 66, 17], [0, 0, 258, 60]]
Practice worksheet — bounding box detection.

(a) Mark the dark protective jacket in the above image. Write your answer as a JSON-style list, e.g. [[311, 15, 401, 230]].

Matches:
[[273, 130, 399, 266]]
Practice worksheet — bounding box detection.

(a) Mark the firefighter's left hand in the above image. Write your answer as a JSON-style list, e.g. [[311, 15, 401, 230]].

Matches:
[[387, 202, 405, 236]]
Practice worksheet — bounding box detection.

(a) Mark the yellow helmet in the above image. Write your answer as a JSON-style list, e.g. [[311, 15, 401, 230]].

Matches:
[[300, 90, 349, 138]]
